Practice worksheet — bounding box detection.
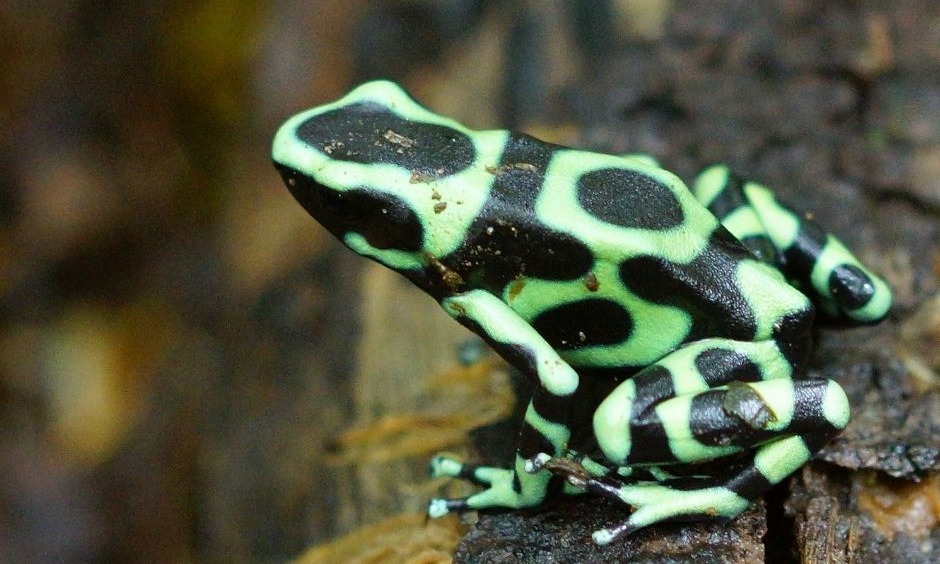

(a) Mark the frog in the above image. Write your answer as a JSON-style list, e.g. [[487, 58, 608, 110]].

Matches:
[[271, 80, 891, 545]]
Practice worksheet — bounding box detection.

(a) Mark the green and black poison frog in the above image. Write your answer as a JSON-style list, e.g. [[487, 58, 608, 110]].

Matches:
[[272, 81, 891, 545]]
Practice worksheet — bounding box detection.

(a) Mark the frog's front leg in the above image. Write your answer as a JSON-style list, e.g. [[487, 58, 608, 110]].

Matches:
[[428, 289, 580, 516]]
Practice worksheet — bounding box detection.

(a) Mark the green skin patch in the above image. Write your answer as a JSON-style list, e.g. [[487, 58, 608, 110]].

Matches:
[[273, 80, 891, 544]]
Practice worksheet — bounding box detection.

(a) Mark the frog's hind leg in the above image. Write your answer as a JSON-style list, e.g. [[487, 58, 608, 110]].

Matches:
[[547, 401, 845, 545], [561, 336, 849, 544], [561, 376, 849, 544], [692, 165, 891, 325]]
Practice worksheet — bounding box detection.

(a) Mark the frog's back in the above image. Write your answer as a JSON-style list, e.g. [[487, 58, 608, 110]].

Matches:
[[433, 131, 810, 370]]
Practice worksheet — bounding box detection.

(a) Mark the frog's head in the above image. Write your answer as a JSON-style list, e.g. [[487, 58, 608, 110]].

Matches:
[[273, 161, 425, 253], [272, 81, 493, 295]]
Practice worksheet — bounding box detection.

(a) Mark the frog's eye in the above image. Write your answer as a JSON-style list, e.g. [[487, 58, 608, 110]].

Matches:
[[317, 187, 361, 220], [343, 190, 424, 252], [276, 163, 366, 227], [307, 184, 424, 252]]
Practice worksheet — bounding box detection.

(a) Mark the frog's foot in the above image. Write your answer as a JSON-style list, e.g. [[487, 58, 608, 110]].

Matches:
[[428, 454, 549, 517], [541, 457, 747, 544], [591, 481, 747, 545], [546, 433, 844, 544]]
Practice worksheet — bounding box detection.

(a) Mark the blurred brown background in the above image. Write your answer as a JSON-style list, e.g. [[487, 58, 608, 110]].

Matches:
[[1, 1, 937, 562]]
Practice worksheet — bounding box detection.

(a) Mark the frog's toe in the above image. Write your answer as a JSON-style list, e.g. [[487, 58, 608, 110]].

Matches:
[[427, 497, 468, 518], [592, 522, 638, 545], [589, 486, 742, 544], [616, 483, 748, 527], [428, 454, 464, 479], [429, 454, 516, 487]]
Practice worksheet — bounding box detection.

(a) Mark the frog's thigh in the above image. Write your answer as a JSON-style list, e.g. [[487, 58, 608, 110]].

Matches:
[[646, 377, 850, 466], [593, 337, 794, 465]]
